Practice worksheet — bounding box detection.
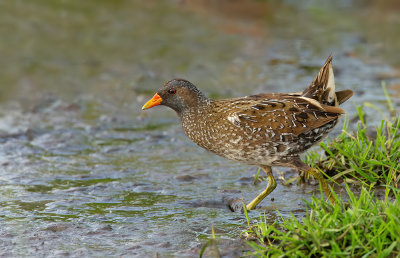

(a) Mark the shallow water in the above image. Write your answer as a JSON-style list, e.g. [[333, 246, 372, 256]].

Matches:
[[0, 0, 399, 256]]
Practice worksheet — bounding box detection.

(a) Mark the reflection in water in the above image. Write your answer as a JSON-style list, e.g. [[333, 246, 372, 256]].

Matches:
[[0, 0, 399, 256]]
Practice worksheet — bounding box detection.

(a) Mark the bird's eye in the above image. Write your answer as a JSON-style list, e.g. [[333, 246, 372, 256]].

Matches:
[[168, 89, 176, 94]]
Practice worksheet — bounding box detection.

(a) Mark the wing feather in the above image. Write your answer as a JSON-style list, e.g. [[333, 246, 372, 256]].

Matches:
[[225, 95, 343, 138]]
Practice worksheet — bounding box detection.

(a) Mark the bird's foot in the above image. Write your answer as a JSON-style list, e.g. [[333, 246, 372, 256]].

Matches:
[[223, 197, 245, 212]]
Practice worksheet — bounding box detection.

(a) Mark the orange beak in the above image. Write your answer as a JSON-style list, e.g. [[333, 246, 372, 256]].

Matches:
[[142, 93, 162, 110]]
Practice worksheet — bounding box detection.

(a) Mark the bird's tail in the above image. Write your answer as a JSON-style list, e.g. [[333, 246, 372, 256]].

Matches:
[[302, 54, 353, 106]]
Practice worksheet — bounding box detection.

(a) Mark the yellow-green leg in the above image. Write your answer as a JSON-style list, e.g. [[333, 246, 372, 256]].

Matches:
[[246, 166, 276, 210], [307, 167, 336, 205], [292, 157, 336, 205]]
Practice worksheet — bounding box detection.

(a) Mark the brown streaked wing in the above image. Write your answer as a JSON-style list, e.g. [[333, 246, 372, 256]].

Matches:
[[224, 95, 344, 137]]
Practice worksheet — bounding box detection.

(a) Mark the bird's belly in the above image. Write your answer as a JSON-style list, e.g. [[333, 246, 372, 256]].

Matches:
[[215, 144, 279, 166], [186, 130, 280, 166]]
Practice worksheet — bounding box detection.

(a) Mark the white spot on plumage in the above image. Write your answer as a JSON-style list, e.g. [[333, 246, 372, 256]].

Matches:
[[299, 97, 324, 110], [230, 136, 242, 144], [227, 113, 241, 127], [326, 63, 336, 104]]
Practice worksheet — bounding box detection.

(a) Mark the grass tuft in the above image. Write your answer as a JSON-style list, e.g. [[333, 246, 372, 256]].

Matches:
[[244, 186, 400, 257], [305, 105, 400, 190]]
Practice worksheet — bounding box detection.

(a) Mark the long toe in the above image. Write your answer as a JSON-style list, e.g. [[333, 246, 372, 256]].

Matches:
[[223, 197, 245, 212]]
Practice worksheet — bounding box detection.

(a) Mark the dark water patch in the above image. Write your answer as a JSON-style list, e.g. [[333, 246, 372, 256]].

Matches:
[[44, 223, 71, 232], [176, 173, 210, 182]]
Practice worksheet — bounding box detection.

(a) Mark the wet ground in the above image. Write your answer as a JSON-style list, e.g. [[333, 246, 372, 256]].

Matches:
[[0, 0, 400, 257]]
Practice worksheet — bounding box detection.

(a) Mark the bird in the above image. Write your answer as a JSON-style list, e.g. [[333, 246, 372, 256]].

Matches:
[[142, 55, 353, 210]]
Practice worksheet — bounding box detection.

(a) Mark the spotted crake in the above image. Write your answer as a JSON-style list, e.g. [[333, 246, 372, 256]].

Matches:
[[142, 54, 353, 210]]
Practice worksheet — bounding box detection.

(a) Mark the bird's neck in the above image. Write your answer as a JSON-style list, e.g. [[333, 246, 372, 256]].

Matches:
[[177, 96, 212, 117]]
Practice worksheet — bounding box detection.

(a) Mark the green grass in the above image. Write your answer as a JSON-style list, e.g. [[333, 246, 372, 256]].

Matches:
[[305, 106, 400, 191], [199, 226, 221, 258], [243, 186, 400, 257]]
